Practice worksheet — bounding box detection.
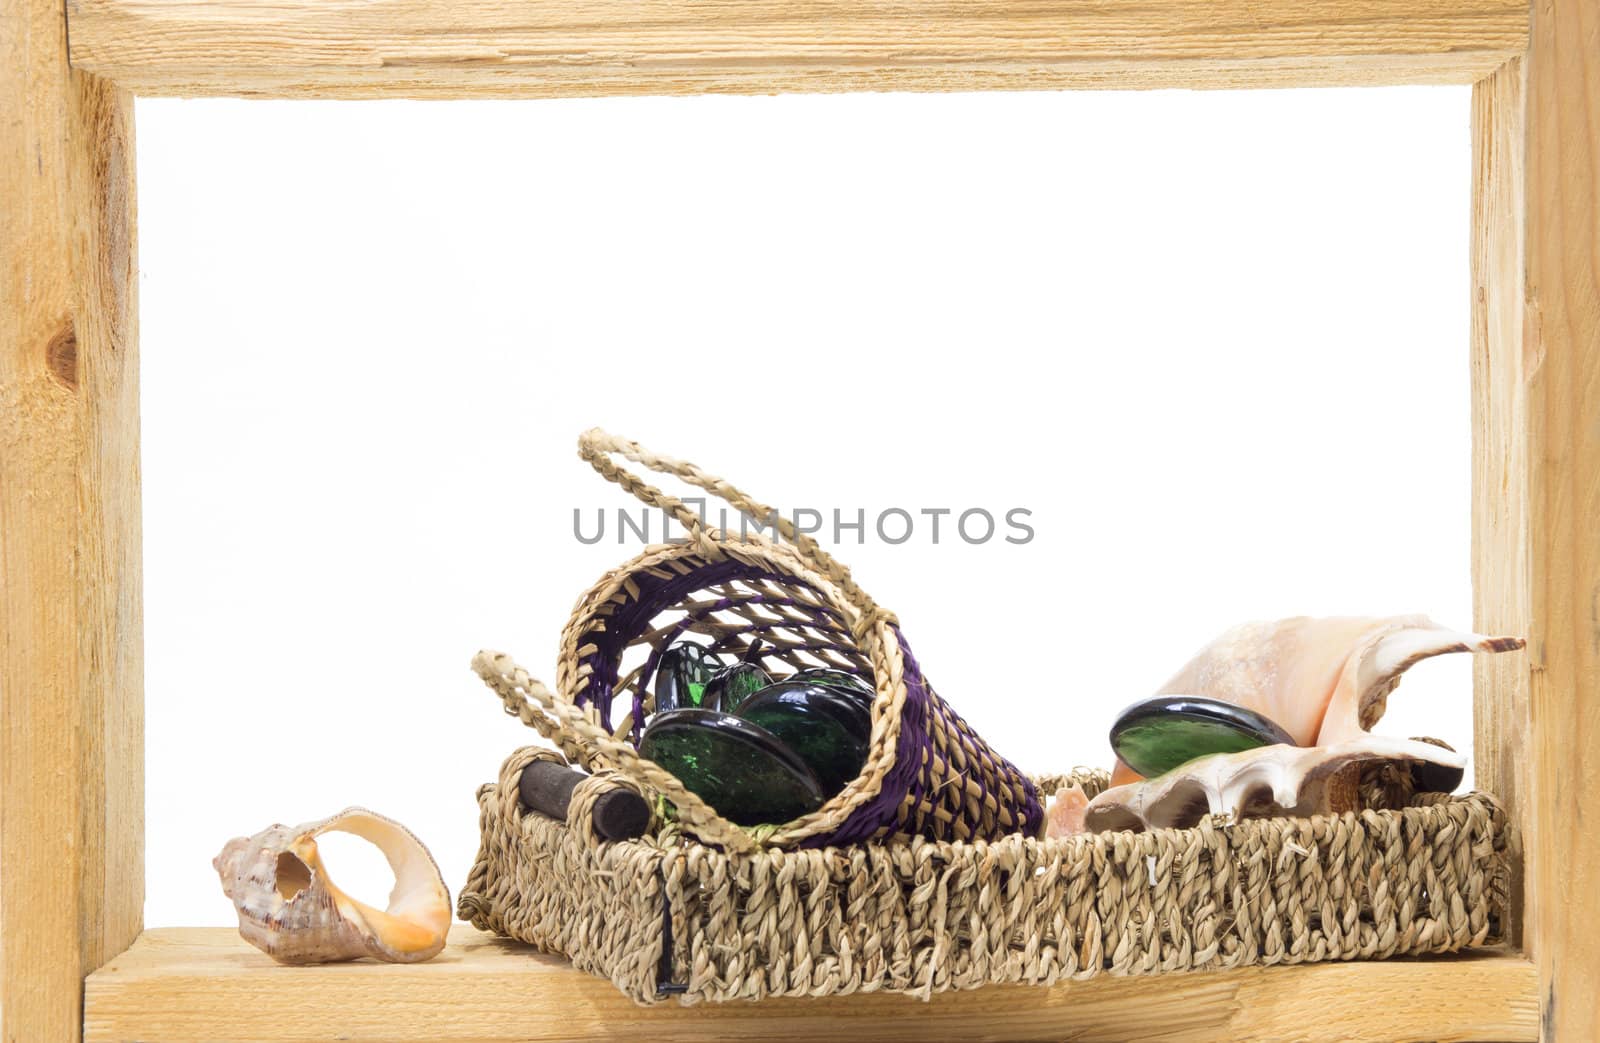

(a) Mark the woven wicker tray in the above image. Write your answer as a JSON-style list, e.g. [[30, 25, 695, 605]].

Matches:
[[459, 744, 1507, 1004], [459, 432, 1507, 1003]]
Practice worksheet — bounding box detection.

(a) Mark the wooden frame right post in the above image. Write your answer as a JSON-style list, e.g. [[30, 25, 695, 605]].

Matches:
[[1471, 2, 1600, 1038]]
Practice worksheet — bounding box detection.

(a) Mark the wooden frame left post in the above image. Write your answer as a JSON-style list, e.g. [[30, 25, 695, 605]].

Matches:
[[1, 0, 143, 1036]]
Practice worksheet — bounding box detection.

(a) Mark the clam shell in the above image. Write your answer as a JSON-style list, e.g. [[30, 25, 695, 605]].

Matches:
[[213, 807, 451, 964]]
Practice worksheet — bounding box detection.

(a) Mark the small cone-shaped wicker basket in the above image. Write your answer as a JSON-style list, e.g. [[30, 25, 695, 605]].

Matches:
[[473, 429, 1043, 851]]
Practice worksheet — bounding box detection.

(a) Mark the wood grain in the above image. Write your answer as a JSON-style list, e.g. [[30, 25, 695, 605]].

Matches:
[[1471, 3, 1600, 1038], [1471, 57, 1530, 947], [84, 927, 1538, 1043], [64, 0, 1529, 99], [1501, 2, 1600, 1038], [0, 0, 142, 1032]]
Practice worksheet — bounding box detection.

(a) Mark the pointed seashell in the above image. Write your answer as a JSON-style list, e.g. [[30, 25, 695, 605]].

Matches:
[[1154, 615, 1524, 747], [213, 807, 451, 965], [1080, 735, 1469, 833], [1074, 616, 1524, 833]]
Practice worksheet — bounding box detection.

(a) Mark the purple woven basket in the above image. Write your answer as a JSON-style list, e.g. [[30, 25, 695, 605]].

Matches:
[[528, 430, 1044, 850]]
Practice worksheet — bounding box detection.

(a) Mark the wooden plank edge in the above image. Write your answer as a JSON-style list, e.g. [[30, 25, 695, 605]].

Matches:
[[1511, 0, 1600, 1037], [73, 53, 1520, 99], [85, 927, 1539, 1043], [66, 0, 1527, 98], [1470, 55, 1529, 948]]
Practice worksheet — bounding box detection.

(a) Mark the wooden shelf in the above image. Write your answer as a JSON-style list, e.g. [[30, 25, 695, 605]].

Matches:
[[8, 0, 1595, 1031], [65, 0, 1527, 99], [84, 927, 1538, 1042]]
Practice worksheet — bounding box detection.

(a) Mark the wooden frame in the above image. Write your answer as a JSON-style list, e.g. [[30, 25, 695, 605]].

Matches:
[[2, 0, 1592, 1038]]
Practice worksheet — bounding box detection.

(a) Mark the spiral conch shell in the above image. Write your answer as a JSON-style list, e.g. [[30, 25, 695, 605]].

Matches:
[[1053, 616, 1525, 836], [214, 807, 451, 964]]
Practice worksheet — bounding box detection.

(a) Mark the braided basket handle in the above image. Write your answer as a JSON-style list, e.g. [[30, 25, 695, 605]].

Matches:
[[578, 429, 893, 630], [473, 650, 760, 853]]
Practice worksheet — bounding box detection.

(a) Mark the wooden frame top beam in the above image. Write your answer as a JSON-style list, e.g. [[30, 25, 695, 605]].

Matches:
[[67, 0, 1528, 99]]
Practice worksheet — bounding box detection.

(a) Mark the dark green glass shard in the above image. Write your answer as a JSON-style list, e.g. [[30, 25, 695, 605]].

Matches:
[[1110, 695, 1296, 778], [734, 683, 871, 797], [786, 667, 875, 710], [652, 643, 723, 713], [703, 663, 771, 714], [638, 708, 824, 826]]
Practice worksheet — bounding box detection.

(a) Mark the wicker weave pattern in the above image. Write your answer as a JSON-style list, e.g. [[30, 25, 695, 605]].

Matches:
[[495, 429, 1043, 850], [461, 432, 1507, 1002], [459, 749, 1508, 1004]]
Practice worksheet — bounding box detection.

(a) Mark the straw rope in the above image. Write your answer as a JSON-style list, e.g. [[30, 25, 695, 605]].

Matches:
[[577, 429, 898, 640], [459, 754, 1508, 1004], [474, 651, 761, 853]]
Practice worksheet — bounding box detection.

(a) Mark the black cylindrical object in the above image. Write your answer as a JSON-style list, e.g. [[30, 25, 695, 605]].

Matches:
[[518, 760, 650, 841]]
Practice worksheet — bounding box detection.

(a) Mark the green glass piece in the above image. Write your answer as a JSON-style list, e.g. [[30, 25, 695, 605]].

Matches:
[[1110, 696, 1296, 778], [653, 643, 723, 713], [789, 667, 872, 693], [703, 663, 770, 714], [735, 683, 870, 797], [786, 667, 875, 710], [638, 708, 824, 826]]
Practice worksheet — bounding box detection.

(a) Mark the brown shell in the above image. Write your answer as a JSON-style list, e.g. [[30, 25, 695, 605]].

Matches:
[[214, 807, 451, 964]]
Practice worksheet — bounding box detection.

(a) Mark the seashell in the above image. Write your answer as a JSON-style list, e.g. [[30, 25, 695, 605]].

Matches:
[[1078, 734, 1468, 833], [1152, 615, 1524, 748], [1058, 616, 1524, 835], [214, 807, 451, 965], [1044, 783, 1090, 838]]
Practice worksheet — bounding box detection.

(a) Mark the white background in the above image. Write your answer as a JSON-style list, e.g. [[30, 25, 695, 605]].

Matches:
[[138, 86, 1478, 925]]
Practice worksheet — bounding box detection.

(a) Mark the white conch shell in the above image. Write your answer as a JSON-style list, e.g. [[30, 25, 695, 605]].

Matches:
[[214, 807, 450, 964], [1066, 616, 1524, 836]]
